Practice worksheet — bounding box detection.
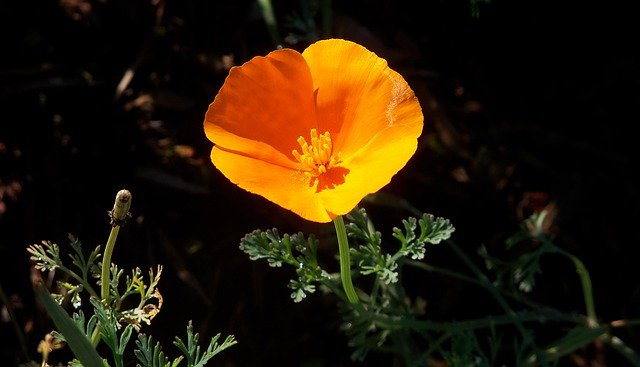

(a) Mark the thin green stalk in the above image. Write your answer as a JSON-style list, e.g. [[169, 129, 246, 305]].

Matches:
[[257, 0, 282, 47], [600, 334, 640, 366], [551, 246, 597, 325], [405, 259, 547, 311], [527, 216, 596, 325], [567, 251, 597, 324], [370, 307, 584, 333], [56, 263, 99, 299], [100, 226, 120, 301], [94, 190, 131, 347], [333, 215, 359, 305], [100, 190, 131, 301]]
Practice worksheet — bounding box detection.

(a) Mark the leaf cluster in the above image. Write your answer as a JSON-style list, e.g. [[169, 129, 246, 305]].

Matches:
[[239, 207, 640, 366], [28, 235, 163, 330], [135, 322, 237, 367], [27, 234, 101, 301], [239, 207, 456, 362], [347, 208, 455, 285], [240, 229, 330, 302], [29, 234, 235, 367], [342, 209, 455, 361], [51, 301, 236, 367]]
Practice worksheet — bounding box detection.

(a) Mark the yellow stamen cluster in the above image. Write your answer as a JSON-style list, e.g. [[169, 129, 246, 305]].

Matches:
[[292, 129, 340, 177]]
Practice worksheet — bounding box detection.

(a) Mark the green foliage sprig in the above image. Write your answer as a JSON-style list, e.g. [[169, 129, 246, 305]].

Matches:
[[27, 190, 236, 367], [347, 209, 455, 285], [240, 229, 330, 302], [27, 235, 101, 299], [28, 237, 164, 330], [135, 322, 237, 367], [239, 206, 640, 366]]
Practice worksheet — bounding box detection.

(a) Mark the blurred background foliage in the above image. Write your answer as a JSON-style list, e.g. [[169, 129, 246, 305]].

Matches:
[[1, 0, 639, 366]]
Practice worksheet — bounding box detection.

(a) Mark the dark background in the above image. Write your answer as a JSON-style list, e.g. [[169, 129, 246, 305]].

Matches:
[[1, 0, 639, 366]]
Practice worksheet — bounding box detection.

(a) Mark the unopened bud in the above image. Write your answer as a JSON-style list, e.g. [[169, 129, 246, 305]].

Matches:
[[109, 189, 132, 226]]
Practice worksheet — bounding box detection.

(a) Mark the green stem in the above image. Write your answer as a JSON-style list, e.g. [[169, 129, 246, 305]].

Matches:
[[600, 334, 640, 366], [100, 226, 120, 301], [58, 264, 99, 299], [533, 234, 597, 325], [552, 247, 597, 325], [370, 308, 584, 333], [333, 215, 359, 305], [405, 259, 545, 311], [94, 190, 131, 347], [90, 324, 101, 347], [100, 190, 131, 302], [257, 0, 282, 47]]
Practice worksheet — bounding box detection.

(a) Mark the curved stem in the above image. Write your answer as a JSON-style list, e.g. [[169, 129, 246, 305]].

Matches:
[[553, 247, 597, 325], [100, 190, 131, 302], [333, 215, 359, 305], [95, 190, 131, 347], [58, 264, 99, 299], [533, 234, 597, 326], [100, 226, 120, 301]]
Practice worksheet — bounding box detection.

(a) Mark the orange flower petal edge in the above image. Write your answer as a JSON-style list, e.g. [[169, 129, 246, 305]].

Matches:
[[204, 38, 424, 223]]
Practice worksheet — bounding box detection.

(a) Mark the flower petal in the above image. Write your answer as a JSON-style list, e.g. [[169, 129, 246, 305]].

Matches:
[[302, 39, 423, 158], [204, 39, 424, 223], [211, 146, 335, 223], [318, 123, 421, 215], [205, 48, 317, 168]]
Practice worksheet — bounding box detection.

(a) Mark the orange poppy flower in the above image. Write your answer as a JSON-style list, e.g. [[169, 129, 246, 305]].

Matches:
[[204, 39, 423, 223]]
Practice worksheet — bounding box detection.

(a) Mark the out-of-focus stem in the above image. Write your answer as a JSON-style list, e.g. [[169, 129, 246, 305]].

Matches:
[[257, 0, 282, 48]]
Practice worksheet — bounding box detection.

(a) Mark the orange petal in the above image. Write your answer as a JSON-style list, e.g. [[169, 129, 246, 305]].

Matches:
[[302, 39, 423, 158], [211, 146, 335, 223], [318, 123, 421, 215], [204, 48, 317, 168]]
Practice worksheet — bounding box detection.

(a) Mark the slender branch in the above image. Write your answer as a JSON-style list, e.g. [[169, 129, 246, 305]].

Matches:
[[404, 259, 551, 312], [57, 263, 99, 299], [369, 307, 584, 333]]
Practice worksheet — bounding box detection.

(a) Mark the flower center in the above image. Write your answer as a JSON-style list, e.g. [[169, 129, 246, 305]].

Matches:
[[292, 129, 341, 179]]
